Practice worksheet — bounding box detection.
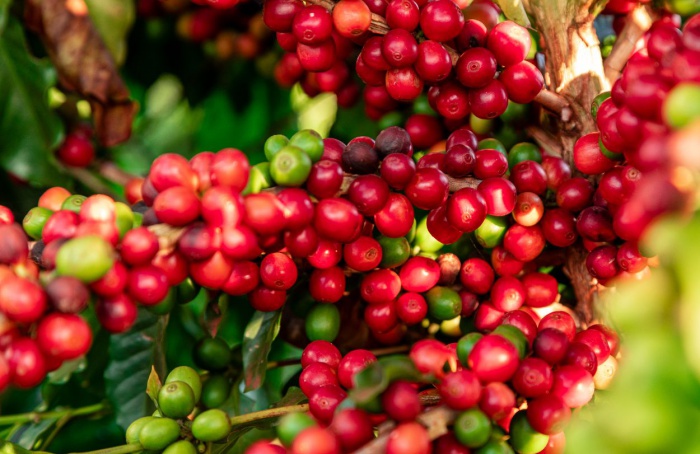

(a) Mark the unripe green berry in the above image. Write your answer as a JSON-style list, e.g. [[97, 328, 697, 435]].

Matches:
[[126, 416, 156, 444], [139, 418, 181, 450], [191, 409, 230, 442], [158, 381, 196, 418], [163, 440, 198, 454], [22, 207, 53, 240], [166, 366, 203, 402], [55, 235, 115, 283]]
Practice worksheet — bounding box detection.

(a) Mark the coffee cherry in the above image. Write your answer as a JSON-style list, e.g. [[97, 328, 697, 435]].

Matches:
[[57, 132, 95, 167], [527, 394, 572, 435], [96, 294, 138, 333], [6, 338, 46, 388], [0, 277, 47, 323], [309, 266, 346, 303], [301, 340, 342, 369], [310, 385, 347, 422], [306, 304, 341, 342], [374, 193, 414, 238], [338, 349, 377, 389], [487, 21, 531, 67], [314, 198, 363, 243], [509, 411, 549, 454], [166, 366, 203, 402], [361, 269, 401, 304], [396, 292, 428, 325], [36, 313, 92, 361], [468, 334, 520, 383], [158, 380, 196, 418], [564, 342, 598, 376], [399, 256, 440, 293], [330, 408, 375, 451], [342, 141, 379, 174], [291, 427, 341, 454], [260, 252, 298, 290], [386, 422, 430, 454], [420, 0, 464, 42], [454, 408, 491, 448], [194, 337, 231, 371], [333, 0, 371, 38], [439, 370, 481, 410], [457, 47, 498, 88], [192, 409, 231, 441], [551, 365, 595, 408]]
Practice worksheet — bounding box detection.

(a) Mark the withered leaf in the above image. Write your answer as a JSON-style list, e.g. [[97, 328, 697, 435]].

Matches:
[[24, 0, 137, 146]]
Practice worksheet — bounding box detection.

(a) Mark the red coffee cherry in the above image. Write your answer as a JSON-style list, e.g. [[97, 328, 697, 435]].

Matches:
[[36, 313, 92, 361], [121, 227, 160, 266], [222, 261, 260, 296], [260, 252, 298, 291], [0, 277, 47, 324], [438, 370, 481, 410], [301, 340, 342, 369], [309, 266, 346, 303], [127, 265, 170, 306], [338, 349, 377, 389], [386, 422, 430, 454], [5, 338, 47, 388], [96, 294, 138, 333]]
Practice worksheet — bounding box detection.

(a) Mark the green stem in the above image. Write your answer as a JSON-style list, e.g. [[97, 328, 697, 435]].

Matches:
[[228, 404, 309, 426], [68, 443, 142, 454], [0, 402, 108, 426]]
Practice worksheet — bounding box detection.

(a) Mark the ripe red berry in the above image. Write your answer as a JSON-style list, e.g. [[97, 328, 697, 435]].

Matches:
[[479, 382, 516, 420], [0, 277, 47, 324], [347, 175, 391, 216], [153, 187, 201, 226], [439, 370, 481, 410], [399, 256, 441, 293], [551, 365, 595, 408], [338, 349, 377, 389], [382, 380, 422, 421], [396, 292, 428, 325], [512, 357, 553, 397], [260, 252, 298, 291], [446, 188, 488, 233], [222, 261, 260, 296], [386, 422, 430, 454], [314, 198, 363, 243], [120, 227, 159, 266], [468, 334, 520, 383], [374, 193, 414, 238], [456, 47, 498, 88], [248, 286, 286, 312], [36, 313, 92, 361], [490, 276, 526, 312], [533, 328, 570, 364], [309, 385, 347, 422], [486, 21, 531, 67], [344, 236, 382, 272], [330, 408, 375, 452], [459, 258, 494, 295], [301, 340, 342, 369], [6, 338, 47, 388], [309, 266, 346, 303], [291, 427, 341, 454], [57, 133, 95, 167], [527, 395, 572, 435], [127, 265, 170, 305], [419, 0, 464, 42]]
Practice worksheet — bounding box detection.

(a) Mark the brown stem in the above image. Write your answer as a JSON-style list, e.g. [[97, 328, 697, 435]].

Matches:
[[99, 162, 138, 186], [525, 126, 564, 157], [148, 224, 186, 252], [603, 5, 654, 86], [563, 244, 601, 326], [353, 406, 458, 454]]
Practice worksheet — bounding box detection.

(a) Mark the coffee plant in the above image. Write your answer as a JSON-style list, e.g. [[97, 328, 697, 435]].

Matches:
[[0, 0, 699, 452]]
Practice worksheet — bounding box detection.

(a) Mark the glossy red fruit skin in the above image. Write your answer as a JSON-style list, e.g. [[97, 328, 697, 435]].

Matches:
[[479, 381, 516, 420], [338, 349, 377, 389], [586, 245, 620, 281], [347, 175, 391, 216], [120, 227, 159, 266], [419, 0, 464, 42], [510, 160, 547, 195], [374, 193, 414, 238], [564, 342, 598, 376], [386, 422, 431, 454], [573, 132, 615, 175], [574, 329, 611, 364], [534, 328, 570, 365], [427, 206, 463, 244], [0, 277, 47, 324], [380, 153, 416, 190], [292, 5, 332, 45], [409, 339, 453, 378], [309, 266, 346, 303], [153, 187, 201, 226], [344, 236, 382, 272], [460, 257, 494, 295], [42, 211, 79, 245], [248, 286, 286, 312], [405, 114, 443, 149], [514, 191, 544, 227], [330, 408, 375, 452], [415, 40, 453, 83], [382, 381, 422, 421], [456, 47, 498, 88], [284, 226, 319, 258], [556, 177, 594, 212], [487, 21, 531, 67], [501, 310, 538, 344], [499, 61, 544, 104], [301, 340, 342, 369], [251, 241, 290, 282], [478, 177, 517, 216], [503, 224, 546, 262], [473, 302, 505, 332], [446, 188, 488, 233], [541, 156, 572, 191], [0, 355, 9, 394], [36, 313, 92, 361], [127, 266, 170, 305], [539, 311, 576, 341], [468, 334, 520, 383], [439, 369, 481, 410], [291, 427, 341, 454], [307, 160, 344, 199], [314, 198, 363, 243], [404, 168, 449, 210], [96, 294, 138, 333], [6, 338, 47, 388], [263, 0, 304, 32], [436, 82, 471, 120], [360, 269, 401, 304], [308, 239, 342, 269], [521, 272, 558, 307], [201, 186, 243, 228], [57, 133, 94, 167], [469, 79, 509, 119], [551, 365, 595, 408], [333, 0, 372, 39], [310, 385, 347, 423], [527, 395, 572, 435], [299, 362, 339, 397], [45, 276, 89, 314], [396, 292, 428, 325], [491, 246, 525, 277], [149, 153, 198, 192], [541, 208, 578, 248], [490, 276, 526, 312], [222, 261, 260, 296], [399, 256, 441, 293], [512, 357, 553, 397]]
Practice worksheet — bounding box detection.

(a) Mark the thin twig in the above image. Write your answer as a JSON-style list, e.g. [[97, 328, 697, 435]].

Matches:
[[0, 402, 108, 426], [525, 125, 564, 157], [228, 404, 310, 426], [99, 162, 137, 186], [63, 167, 121, 200], [603, 5, 654, 86], [534, 90, 572, 122]]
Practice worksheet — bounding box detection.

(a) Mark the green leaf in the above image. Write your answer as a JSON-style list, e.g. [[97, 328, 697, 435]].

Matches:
[[84, 0, 135, 66], [104, 310, 168, 431], [0, 15, 68, 187], [1, 440, 34, 454], [493, 0, 531, 27], [242, 311, 282, 392], [146, 366, 162, 407], [8, 418, 59, 451]]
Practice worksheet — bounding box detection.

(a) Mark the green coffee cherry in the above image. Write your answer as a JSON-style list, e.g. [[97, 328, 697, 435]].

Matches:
[[475, 440, 515, 454], [378, 235, 410, 268], [475, 216, 508, 249], [55, 235, 115, 283], [177, 278, 200, 305], [509, 411, 549, 454], [470, 115, 494, 135], [454, 408, 492, 448], [114, 202, 134, 238], [201, 374, 230, 408], [191, 409, 231, 442], [590, 92, 611, 119], [243, 162, 274, 195], [22, 207, 53, 240], [270, 145, 312, 187], [264, 134, 289, 161], [61, 194, 87, 213], [305, 304, 340, 342], [378, 111, 404, 129], [147, 288, 176, 315], [132, 212, 143, 228], [289, 129, 324, 162], [500, 101, 529, 126], [413, 216, 444, 253], [477, 138, 507, 155], [457, 332, 483, 367], [165, 366, 202, 402], [277, 412, 316, 447], [194, 337, 232, 371], [158, 381, 196, 418], [598, 137, 623, 160], [412, 95, 433, 116], [163, 440, 198, 454], [508, 142, 541, 167], [425, 286, 462, 321], [139, 418, 181, 450], [125, 416, 156, 444]]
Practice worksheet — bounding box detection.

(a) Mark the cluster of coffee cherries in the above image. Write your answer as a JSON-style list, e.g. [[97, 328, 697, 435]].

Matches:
[[569, 13, 700, 284], [244, 313, 618, 454], [126, 366, 231, 454], [266, 0, 544, 121], [138, 0, 273, 61]]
